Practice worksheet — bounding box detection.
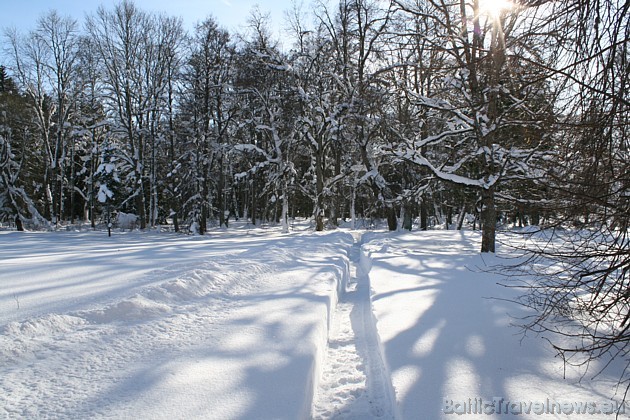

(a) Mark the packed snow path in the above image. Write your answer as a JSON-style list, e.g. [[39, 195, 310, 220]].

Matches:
[[311, 233, 397, 419]]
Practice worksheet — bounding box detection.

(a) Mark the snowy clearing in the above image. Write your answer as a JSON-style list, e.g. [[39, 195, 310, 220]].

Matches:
[[0, 227, 628, 419]]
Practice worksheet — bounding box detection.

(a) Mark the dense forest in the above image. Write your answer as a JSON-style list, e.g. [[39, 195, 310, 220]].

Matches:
[[0, 0, 627, 247]]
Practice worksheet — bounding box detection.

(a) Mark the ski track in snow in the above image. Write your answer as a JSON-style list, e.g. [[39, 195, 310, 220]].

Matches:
[[312, 234, 396, 419]]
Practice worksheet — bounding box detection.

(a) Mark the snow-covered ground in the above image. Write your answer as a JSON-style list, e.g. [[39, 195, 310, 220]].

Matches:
[[362, 230, 629, 419], [1, 226, 627, 419], [0, 227, 351, 419]]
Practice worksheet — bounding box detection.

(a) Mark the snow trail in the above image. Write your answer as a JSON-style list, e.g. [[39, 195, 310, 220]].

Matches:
[[311, 233, 397, 419]]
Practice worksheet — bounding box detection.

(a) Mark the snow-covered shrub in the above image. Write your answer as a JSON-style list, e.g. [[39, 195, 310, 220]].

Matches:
[[116, 212, 138, 230]]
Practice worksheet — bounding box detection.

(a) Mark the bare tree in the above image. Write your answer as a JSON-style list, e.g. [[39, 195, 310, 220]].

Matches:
[[290, 21, 349, 231], [85, 0, 157, 228], [312, 0, 395, 229], [178, 16, 235, 234], [508, 0, 630, 405], [389, 0, 558, 251], [233, 9, 297, 233], [34, 11, 80, 224], [72, 34, 112, 228], [4, 27, 56, 222], [141, 14, 184, 228]]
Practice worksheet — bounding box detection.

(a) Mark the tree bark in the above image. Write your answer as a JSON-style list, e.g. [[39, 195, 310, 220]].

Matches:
[[420, 199, 428, 231], [387, 207, 397, 231], [480, 187, 496, 253]]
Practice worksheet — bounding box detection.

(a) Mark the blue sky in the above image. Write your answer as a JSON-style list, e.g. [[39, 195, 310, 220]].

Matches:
[[1, 0, 290, 35]]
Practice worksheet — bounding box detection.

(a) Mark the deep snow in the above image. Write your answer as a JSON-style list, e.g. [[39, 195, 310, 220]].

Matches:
[[1, 226, 628, 419]]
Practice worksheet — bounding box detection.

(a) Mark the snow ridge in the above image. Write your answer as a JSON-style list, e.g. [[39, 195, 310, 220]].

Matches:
[[311, 234, 398, 419]]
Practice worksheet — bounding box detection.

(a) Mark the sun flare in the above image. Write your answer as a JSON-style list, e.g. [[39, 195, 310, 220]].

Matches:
[[479, 0, 514, 18]]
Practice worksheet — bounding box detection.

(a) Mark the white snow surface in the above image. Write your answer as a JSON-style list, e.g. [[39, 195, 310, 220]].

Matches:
[[1, 227, 628, 419], [0, 228, 351, 419], [362, 230, 629, 419]]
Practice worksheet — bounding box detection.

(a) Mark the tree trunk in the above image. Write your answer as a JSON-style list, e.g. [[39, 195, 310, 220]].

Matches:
[[250, 181, 257, 226], [402, 205, 413, 231], [90, 145, 96, 229], [456, 204, 466, 230], [173, 213, 179, 233], [315, 206, 324, 231], [281, 182, 289, 234], [387, 207, 397, 231], [350, 184, 357, 230], [420, 199, 428, 231], [218, 153, 226, 228], [446, 206, 453, 229], [199, 203, 207, 235], [136, 189, 147, 230], [314, 138, 324, 232], [480, 187, 496, 253], [69, 139, 76, 224]]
